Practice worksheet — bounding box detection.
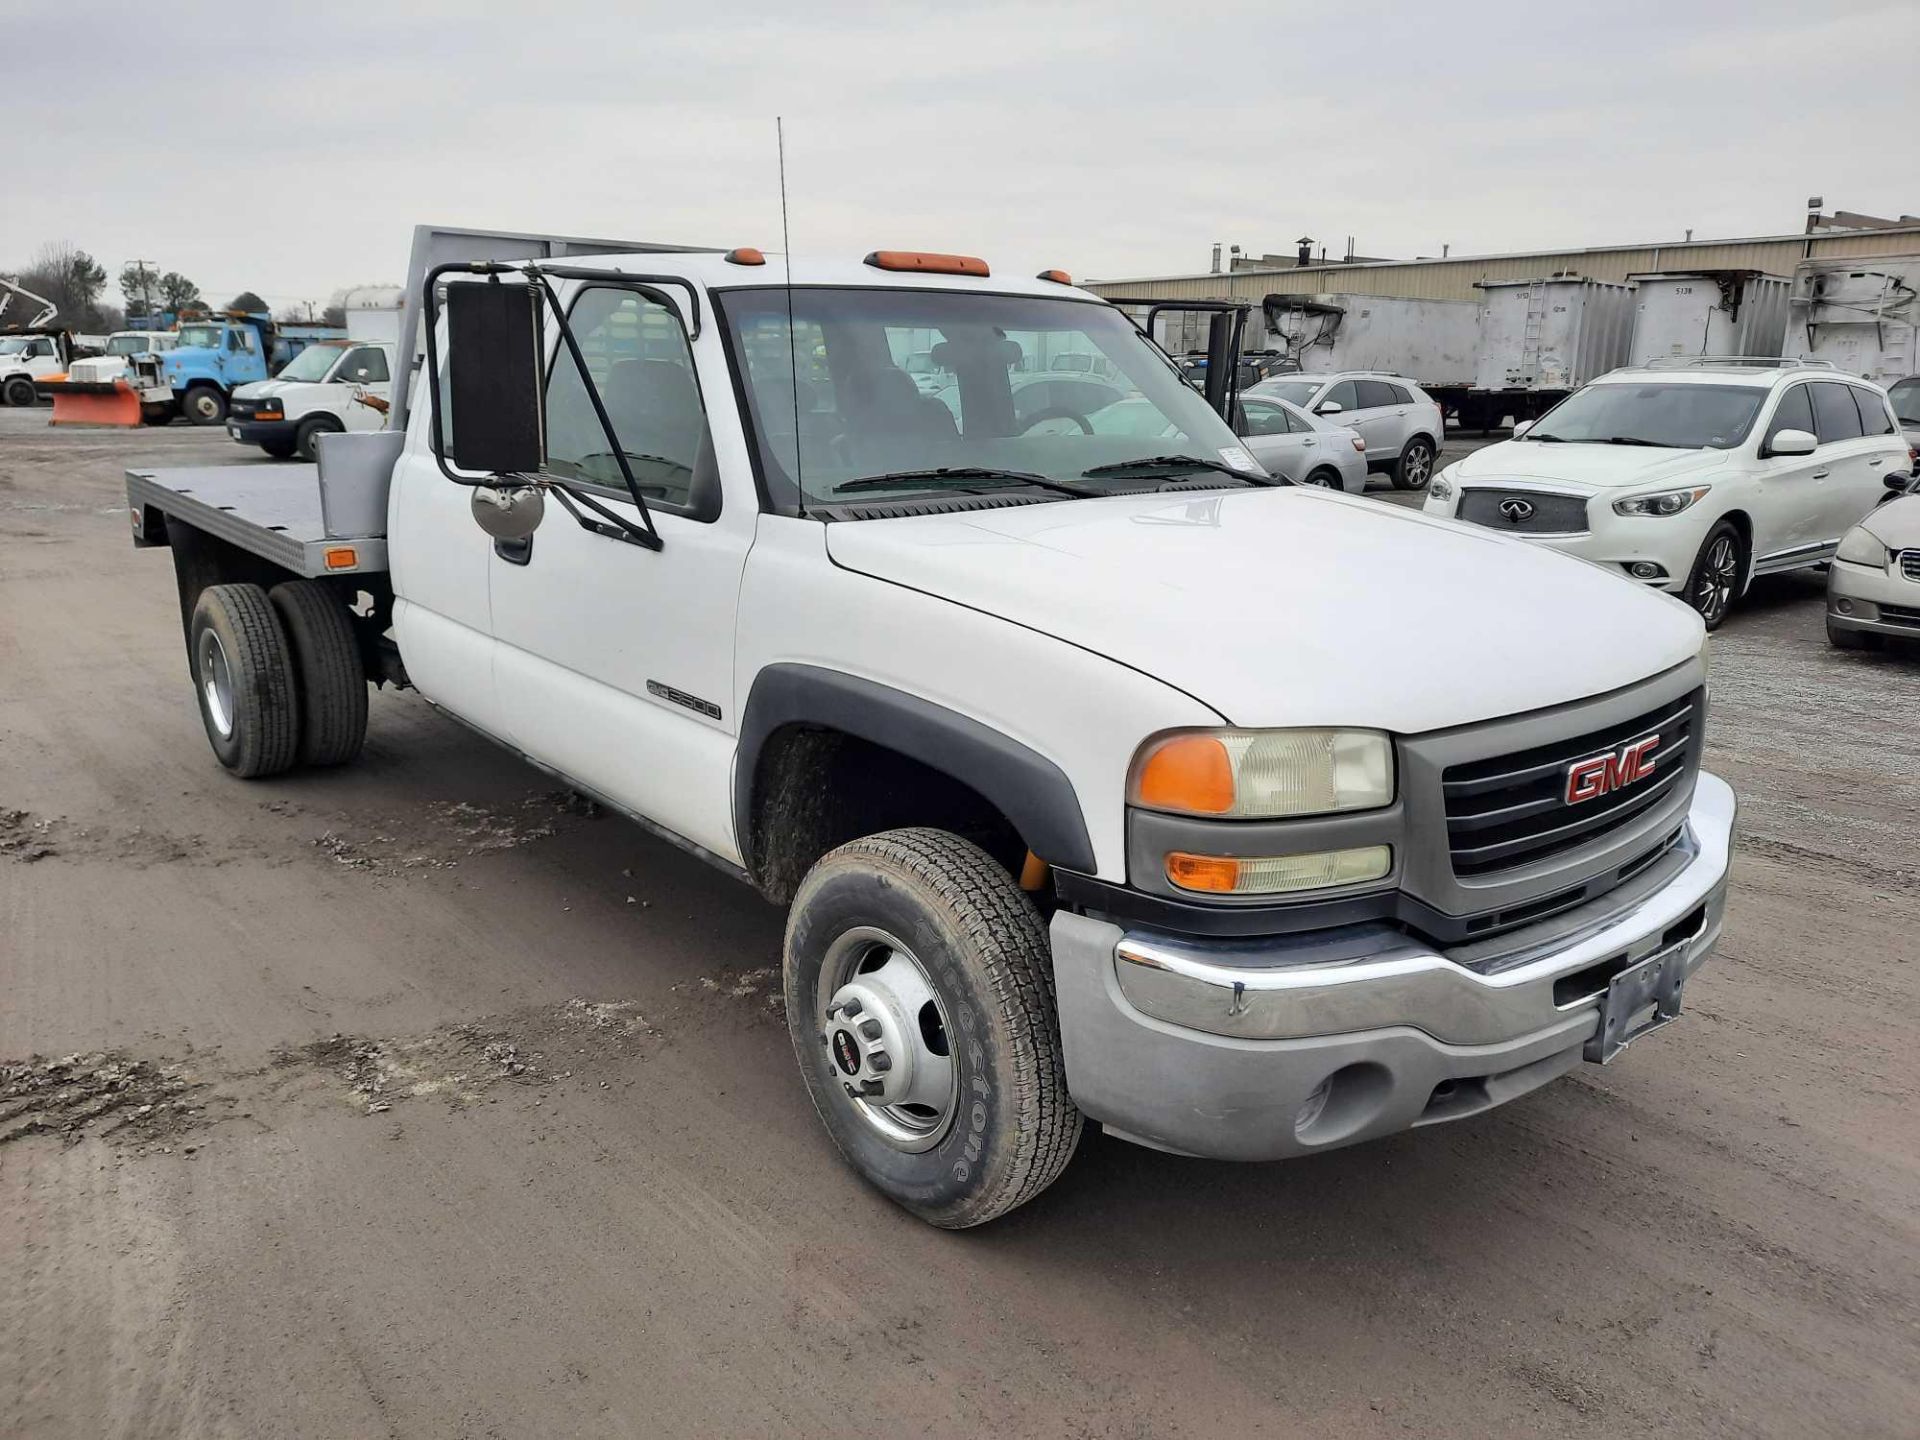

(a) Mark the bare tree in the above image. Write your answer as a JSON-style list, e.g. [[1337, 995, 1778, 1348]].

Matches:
[[13, 240, 111, 329]]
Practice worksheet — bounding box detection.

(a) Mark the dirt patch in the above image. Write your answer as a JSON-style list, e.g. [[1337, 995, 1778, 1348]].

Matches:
[[304, 791, 599, 875], [0, 807, 59, 862], [0, 806, 229, 868], [1, 1052, 212, 1151]]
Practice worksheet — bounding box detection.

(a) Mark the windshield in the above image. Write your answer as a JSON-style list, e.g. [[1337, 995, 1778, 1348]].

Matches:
[[1250, 379, 1321, 407], [0, 337, 26, 354], [176, 324, 223, 349], [718, 287, 1253, 511], [277, 344, 346, 382], [1890, 378, 1920, 425], [106, 335, 154, 356], [1527, 382, 1767, 448]]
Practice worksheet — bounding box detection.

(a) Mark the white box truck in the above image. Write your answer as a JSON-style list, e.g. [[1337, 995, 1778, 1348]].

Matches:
[[1465, 277, 1636, 425], [1258, 293, 1478, 389]]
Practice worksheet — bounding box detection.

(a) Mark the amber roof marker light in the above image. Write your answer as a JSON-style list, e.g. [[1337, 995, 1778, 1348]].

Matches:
[[725, 247, 767, 266], [1036, 269, 1073, 285], [864, 251, 991, 278]]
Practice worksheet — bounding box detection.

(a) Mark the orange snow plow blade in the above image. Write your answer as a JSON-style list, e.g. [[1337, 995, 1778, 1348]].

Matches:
[[46, 379, 144, 427]]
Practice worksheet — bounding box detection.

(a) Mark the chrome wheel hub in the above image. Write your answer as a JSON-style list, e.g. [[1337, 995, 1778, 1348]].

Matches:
[[1404, 446, 1431, 486], [197, 628, 234, 738], [819, 928, 957, 1153], [1697, 536, 1737, 622]]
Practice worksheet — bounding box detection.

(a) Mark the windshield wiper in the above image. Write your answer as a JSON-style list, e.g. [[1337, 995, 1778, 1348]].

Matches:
[[1598, 435, 1673, 448], [578, 449, 688, 472], [1523, 431, 1570, 442], [1080, 454, 1280, 486], [833, 467, 1100, 498]]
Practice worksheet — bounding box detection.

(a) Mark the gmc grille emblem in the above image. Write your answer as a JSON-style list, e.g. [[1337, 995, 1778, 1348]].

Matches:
[[1498, 497, 1536, 523], [1566, 734, 1661, 805]]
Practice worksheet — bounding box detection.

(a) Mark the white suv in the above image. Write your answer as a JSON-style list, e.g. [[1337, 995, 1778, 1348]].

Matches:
[[1423, 360, 1911, 628], [1249, 371, 1443, 490]]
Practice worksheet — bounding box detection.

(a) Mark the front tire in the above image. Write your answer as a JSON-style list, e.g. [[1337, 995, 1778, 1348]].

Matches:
[[784, 829, 1082, 1228], [3, 376, 36, 407], [188, 584, 300, 777], [1827, 620, 1881, 652], [1684, 521, 1745, 631], [1391, 436, 1435, 490], [294, 414, 343, 461], [182, 385, 227, 425]]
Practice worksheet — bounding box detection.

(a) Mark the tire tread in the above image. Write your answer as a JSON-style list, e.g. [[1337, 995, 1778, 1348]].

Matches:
[[269, 580, 367, 766], [193, 583, 299, 777]]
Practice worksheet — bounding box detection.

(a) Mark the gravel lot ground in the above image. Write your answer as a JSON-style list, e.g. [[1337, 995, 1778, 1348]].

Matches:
[[2, 409, 1915, 1438]]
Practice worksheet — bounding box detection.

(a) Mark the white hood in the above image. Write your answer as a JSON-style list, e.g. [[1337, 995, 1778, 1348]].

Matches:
[[1452, 438, 1731, 492], [1856, 492, 1920, 549], [826, 488, 1703, 733], [232, 377, 323, 401]]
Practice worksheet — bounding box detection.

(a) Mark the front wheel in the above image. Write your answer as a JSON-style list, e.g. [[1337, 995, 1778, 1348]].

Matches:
[[784, 829, 1082, 1229], [1684, 521, 1745, 631], [294, 414, 343, 461], [182, 385, 227, 425], [1391, 437, 1435, 490], [1827, 620, 1881, 652], [3, 376, 37, 407]]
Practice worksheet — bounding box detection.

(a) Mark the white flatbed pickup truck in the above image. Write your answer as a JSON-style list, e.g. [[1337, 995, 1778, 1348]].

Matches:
[[125, 225, 1736, 1228]]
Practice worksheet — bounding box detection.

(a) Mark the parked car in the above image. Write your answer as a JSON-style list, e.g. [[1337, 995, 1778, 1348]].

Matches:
[[1887, 375, 1919, 452], [1422, 359, 1909, 628], [1082, 392, 1364, 489], [1248, 371, 1442, 490], [1828, 483, 1920, 650], [1236, 392, 1368, 491], [227, 340, 395, 460]]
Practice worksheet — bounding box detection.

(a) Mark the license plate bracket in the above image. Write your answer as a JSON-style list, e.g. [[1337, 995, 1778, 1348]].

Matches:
[[1584, 942, 1688, 1064]]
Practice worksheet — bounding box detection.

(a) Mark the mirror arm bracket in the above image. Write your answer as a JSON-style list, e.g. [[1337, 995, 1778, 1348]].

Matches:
[[546, 480, 664, 551]]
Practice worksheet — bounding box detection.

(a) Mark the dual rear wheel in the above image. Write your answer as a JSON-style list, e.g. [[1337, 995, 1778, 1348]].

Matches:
[[188, 580, 367, 777]]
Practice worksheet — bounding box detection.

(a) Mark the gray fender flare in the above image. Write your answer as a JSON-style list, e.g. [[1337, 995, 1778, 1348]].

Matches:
[[734, 663, 1096, 877]]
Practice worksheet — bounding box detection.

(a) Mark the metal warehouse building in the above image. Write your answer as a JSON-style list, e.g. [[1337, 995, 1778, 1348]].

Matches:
[[1087, 222, 1920, 305]]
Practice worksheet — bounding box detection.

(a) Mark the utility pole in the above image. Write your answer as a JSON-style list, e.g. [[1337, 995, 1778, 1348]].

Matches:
[[128, 259, 157, 321]]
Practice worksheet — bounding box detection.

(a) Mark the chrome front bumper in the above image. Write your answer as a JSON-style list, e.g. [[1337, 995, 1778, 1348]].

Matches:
[[1828, 556, 1920, 638], [1050, 772, 1735, 1161]]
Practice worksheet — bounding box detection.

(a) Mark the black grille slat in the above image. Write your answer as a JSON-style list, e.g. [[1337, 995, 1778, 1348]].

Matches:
[[1457, 488, 1591, 534], [1900, 550, 1920, 582], [1441, 690, 1703, 878]]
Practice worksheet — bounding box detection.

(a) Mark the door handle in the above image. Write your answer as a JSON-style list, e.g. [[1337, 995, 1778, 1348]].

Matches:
[[494, 535, 533, 565], [1810, 470, 1830, 480]]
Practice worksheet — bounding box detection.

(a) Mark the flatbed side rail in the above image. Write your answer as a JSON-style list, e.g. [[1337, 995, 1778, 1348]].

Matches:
[[126, 467, 390, 578]]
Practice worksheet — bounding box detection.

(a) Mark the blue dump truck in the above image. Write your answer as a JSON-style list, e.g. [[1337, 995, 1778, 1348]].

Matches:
[[138, 312, 346, 425]]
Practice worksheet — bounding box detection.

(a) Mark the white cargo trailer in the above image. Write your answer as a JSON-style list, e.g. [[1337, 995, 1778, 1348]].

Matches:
[[342, 285, 404, 348], [1257, 293, 1479, 389], [1626, 270, 1789, 366], [1781, 257, 1919, 385], [1473, 277, 1635, 394]]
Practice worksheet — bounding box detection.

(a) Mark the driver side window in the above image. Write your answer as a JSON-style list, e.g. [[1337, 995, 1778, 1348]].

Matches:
[[1321, 380, 1358, 411], [544, 286, 709, 515], [1241, 401, 1290, 437], [1764, 385, 1815, 450]]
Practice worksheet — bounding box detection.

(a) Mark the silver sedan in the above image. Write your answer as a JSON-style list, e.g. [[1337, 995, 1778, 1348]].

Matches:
[[1235, 392, 1370, 491]]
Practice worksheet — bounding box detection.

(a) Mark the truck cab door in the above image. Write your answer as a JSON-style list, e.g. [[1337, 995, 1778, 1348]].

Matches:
[[486, 282, 753, 866], [340, 346, 392, 432]]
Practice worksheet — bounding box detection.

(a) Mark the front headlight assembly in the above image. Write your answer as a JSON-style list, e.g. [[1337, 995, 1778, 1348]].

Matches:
[[1428, 467, 1456, 502], [1130, 729, 1396, 897], [1614, 486, 1711, 517], [1836, 528, 1889, 567]]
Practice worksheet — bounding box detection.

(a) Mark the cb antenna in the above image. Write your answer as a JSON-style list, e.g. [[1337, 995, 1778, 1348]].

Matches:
[[778, 116, 805, 517]]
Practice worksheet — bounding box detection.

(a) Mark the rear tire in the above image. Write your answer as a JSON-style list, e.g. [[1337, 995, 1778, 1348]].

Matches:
[[294, 414, 343, 461], [1305, 467, 1342, 489], [784, 828, 1082, 1229], [269, 581, 368, 766], [188, 584, 300, 777], [3, 377, 36, 407], [182, 385, 227, 425], [1391, 436, 1435, 490], [1684, 521, 1745, 631]]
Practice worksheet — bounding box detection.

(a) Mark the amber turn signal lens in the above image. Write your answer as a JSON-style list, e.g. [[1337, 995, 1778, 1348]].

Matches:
[[726, 247, 767, 266], [323, 547, 358, 570], [863, 250, 990, 278], [1036, 269, 1073, 285], [1133, 734, 1235, 815], [1165, 853, 1242, 893]]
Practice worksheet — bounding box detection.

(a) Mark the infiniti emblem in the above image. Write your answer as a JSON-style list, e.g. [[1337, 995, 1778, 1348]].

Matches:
[[1498, 497, 1536, 523]]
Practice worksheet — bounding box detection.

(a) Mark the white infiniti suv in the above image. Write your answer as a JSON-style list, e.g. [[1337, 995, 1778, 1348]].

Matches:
[[1423, 359, 1911, 628]]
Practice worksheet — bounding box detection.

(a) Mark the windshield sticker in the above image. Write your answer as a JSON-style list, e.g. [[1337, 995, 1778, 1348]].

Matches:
[[1219, 446, 1258, 472]]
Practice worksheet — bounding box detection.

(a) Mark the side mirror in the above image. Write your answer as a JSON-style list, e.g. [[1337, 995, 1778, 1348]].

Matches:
[[444, 280, 545, 476], [1511, 419, 1534, 438], [1316, 400, 1342, 415], [470, 483, 546, 541], [1768, 428, 1818, 457], [1889, 471, 1917, 493], [352, 368, 370, 380]]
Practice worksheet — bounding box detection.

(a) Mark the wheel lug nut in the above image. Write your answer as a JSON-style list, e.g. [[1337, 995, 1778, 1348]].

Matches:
[[857, 1018, 882, 1040], [839, 997, 863, 1018], [868, 1049, 892, 1074], [856, 1078, 885, 1097]]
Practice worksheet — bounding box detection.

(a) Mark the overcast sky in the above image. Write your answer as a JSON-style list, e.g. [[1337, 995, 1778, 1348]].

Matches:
[[6, 0, 1915, 312]]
